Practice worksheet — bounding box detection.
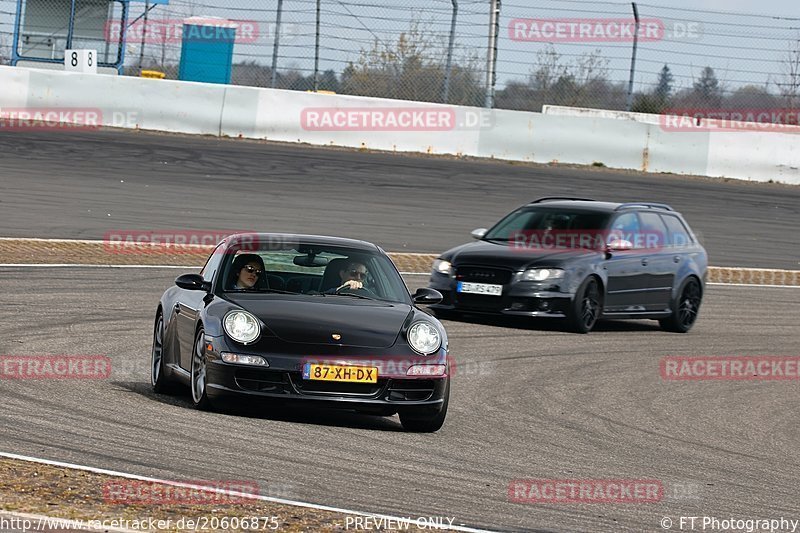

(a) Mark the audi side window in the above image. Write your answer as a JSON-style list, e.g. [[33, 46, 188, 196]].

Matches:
[[639, 212, 669, 250], [661, 215, 694, 248], [609, 213, 643, 248]]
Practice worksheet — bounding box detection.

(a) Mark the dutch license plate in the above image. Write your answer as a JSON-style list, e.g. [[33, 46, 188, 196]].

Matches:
[[457, 281, 503, 296], [302, 364, 378, 383]]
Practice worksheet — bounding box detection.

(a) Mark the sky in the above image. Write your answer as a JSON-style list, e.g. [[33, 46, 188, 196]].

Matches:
[[2, 0, 799, 96]]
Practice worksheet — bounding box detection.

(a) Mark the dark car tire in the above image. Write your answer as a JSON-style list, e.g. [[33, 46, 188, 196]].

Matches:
[[398, 381, 449, 433], [151, 312, 176, 394], [659, 277, 702, 333], [566, 276, 602, 334], [190, 327, 214, 411], [430, 308, 461, 321]]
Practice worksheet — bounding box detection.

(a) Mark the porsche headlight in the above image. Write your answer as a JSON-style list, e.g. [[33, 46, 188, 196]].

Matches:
[[223, 311, 261, 344], [407, 322, 442, 355], [521, 268, 565, 282], [432, 259, 453, 276]]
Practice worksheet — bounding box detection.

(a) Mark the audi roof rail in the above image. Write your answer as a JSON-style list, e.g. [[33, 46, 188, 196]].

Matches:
[[530, 197, 597, 204], [615, 202, 674, 212]]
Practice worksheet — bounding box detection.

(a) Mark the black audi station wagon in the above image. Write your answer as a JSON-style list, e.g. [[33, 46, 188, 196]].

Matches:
[[427, 198, 708, 333]]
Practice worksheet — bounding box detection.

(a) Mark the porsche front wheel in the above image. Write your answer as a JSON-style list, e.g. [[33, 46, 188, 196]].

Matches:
[[399, 381, 449, 433], [190, 328, 213, 410], [151, 312, 174, 393]]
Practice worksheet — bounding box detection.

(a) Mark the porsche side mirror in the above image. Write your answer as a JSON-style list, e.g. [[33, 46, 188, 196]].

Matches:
[[413, 287, 443, 305], [176, 273, 210, 292], [471, 228, 487, 240]]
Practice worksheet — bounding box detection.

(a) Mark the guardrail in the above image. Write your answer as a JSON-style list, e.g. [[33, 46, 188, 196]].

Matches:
[[1, 66, 798, 184]]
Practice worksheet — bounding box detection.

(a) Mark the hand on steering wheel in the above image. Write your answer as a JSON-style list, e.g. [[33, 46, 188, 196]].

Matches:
[[336, 280, 363, 292], [336, 280, 378, 298]]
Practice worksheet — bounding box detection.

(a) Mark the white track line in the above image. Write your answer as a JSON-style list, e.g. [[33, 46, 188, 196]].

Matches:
[[707, 282, 800, 289], [0, 510, 140, 532], [0, 452, 496, 533]]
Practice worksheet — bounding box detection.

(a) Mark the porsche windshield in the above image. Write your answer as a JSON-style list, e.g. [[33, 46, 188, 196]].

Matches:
[[220, 244, 410, 304]]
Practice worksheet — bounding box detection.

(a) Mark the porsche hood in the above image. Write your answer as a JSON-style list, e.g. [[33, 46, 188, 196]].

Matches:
[[225, 296, 413, 348]]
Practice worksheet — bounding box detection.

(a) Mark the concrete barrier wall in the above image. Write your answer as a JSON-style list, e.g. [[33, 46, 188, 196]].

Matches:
[[706, 130, 800, 183], [1, 66, 798, 184], [543, 105, 800, 183]]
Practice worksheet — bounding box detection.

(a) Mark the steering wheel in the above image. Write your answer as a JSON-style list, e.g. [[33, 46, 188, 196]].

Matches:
[[336, 284, 379, 298]]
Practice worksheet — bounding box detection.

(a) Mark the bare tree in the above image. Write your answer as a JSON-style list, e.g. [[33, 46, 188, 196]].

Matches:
[[529, 46, 568, 92], [341, 20, 483, 105], [775, 36, 800, 110], [521, 45, 616, 109], [0, 32, 8, 65]]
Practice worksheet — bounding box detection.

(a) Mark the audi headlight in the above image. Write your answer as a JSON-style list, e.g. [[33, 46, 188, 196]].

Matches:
[[223, 310, 261, 345], [521, 268, 565, 282], [407, 322, 442, 355], [432, 259, 453, 276]]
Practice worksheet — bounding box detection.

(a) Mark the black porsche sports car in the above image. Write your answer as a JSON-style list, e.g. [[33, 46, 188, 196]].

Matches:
[[151, 233, 449, 432], [428, 198, 708, 333]]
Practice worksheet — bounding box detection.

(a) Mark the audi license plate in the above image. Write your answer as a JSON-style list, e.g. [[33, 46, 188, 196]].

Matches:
[[302, 364, 378, 383], [457, 281, 503, 296]]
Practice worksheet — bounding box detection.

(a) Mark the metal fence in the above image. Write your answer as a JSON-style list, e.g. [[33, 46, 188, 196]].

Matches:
[[1, 0, 799, 115], [6, 0, 125, 70]]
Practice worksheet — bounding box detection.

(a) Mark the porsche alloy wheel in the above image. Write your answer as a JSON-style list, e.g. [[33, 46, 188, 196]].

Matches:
[[190, 328, 213, 410], [151, 313, 173, 393]]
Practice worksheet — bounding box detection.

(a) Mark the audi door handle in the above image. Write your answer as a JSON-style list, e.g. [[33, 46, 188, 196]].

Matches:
[[673, 256, 681, 263], [641, 259, 649, 266]]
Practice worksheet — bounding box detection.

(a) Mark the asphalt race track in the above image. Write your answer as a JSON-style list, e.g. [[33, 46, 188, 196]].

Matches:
[[1, 130, 799, 531], [0, 268, 798, 532], [0, 130, 799, 269]]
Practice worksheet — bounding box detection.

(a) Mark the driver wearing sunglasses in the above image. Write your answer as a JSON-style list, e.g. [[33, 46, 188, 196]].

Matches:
[[332, 261, 369, 293], [229, 253, 267, 290]]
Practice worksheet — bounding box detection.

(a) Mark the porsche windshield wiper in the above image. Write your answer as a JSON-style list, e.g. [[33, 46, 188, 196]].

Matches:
[[239, 289, 298, 294], [328, 292, 377, 301]]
